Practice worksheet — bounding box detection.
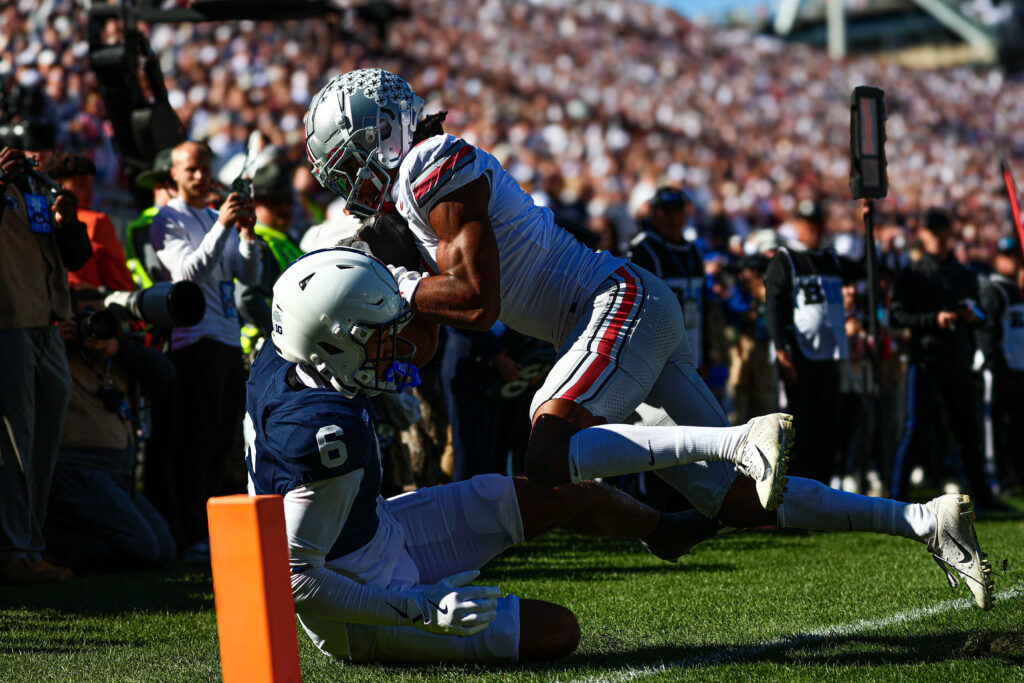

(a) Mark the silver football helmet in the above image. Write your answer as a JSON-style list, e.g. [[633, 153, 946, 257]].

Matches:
[[305, 69, 425, 217], [271, 247, 417, 398]]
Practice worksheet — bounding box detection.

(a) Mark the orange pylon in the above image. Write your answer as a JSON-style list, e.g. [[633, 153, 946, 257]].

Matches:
[[208, 494, 301, 682]]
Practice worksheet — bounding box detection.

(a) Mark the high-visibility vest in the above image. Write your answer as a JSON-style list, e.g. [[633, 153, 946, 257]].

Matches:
[[239, 225, 303, 355], [254, 224, 303, 273], [124, 206, 160, 290]]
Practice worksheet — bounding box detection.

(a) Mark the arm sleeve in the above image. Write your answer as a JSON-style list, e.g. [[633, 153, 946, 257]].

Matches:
[[150, 210, 232, 282], [291, 565, 416, 625], [283, 476, 415, 626], [890, 270, 937, 330], [232, 234, 262, 287], [93, 214, 135, 291], [763, 254, 792, 352], [55, 215, 92, 271]]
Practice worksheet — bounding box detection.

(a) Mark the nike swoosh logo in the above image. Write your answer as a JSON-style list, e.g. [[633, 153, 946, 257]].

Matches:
[[386, 602, 410, 619], [754, 445, 772, 481], [947, 534, 973, 565], [429, 599, 448, 615], [647, 441, 656, 466]]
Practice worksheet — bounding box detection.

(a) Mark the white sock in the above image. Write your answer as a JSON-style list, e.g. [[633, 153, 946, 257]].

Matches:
[[568, 423, 750, 483], [776, 477, 935, 543]]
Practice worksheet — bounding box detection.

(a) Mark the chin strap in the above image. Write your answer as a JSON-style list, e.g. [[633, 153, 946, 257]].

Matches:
[[385, 361, 421, 392]]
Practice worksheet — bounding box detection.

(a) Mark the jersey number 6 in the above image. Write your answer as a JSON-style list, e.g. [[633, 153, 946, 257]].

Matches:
[[316, 425, 348, 468]]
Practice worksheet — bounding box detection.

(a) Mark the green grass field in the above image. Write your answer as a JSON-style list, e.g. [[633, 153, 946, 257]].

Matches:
[[2, 514, 1023, 681]]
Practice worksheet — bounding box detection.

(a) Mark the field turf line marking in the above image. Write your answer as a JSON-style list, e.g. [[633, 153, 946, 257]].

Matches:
[[570, 584, 1023, 682]]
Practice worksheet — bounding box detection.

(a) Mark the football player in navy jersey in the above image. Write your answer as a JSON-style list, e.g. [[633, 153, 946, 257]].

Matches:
[[247, 247, 720, 664]]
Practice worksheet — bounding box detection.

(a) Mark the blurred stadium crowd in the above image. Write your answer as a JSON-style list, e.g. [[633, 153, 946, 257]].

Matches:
[[1, 0, 1023, 582]]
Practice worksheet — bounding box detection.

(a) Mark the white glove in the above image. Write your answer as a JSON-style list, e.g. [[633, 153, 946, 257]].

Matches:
[[405, 570, 502, 637], [386, 264, 424, 306]]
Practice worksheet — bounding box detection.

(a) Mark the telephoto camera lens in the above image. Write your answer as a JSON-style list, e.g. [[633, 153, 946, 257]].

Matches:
[[74, 308, 119, 340], [104, 281, 205, 329]]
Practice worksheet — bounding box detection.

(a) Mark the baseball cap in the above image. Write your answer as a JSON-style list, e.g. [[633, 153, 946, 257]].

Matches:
[[252, 162, 293, 203], [650, 186, 689, 209], [746, 228, 781, 255], [136, 147, 174, 189], [795, 198, 821, 225]]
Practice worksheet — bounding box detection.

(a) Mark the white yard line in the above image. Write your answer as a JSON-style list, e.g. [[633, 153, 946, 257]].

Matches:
[[569, 584, 1024, 683]]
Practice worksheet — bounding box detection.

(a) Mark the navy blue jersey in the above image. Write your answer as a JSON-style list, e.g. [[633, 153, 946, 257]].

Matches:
[[245, 344, 383, 558]]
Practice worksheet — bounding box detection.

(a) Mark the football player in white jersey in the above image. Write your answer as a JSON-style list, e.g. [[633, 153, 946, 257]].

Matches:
[[303, 69, 995, 610], [250, 247, 744, 663]]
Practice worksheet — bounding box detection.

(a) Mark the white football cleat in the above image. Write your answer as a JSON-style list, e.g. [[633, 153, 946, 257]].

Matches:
[[926, 493, 994, 610], [733, 413, 793, 512]]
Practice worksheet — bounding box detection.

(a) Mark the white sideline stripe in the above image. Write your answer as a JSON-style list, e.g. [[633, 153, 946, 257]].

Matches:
[[569, 584, 1023, 683]]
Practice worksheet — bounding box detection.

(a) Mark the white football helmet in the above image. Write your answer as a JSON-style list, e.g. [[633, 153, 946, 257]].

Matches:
[[271, 247, 416, 398], [305, 69, 425, 218]]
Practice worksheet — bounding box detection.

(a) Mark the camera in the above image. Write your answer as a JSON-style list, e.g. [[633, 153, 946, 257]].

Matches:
[[724, 254, 768, 275], [23, 157, 63, 205], [96, 385, 126, 415], [104, 280, 206, 329], [231, 176, 253, 198], [72, 307, 119, 341]]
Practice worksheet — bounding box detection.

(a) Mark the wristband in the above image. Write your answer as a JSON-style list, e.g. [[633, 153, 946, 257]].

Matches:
[[397, 273, 421, 308], [386, 264, 424, 308]]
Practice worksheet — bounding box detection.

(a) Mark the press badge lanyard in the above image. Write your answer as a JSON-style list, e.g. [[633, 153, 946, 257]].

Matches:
[[80, 351, 114, 388], [186, 205, 239, 319], [80, 351, 138, 423], [25, 192, 54, 234]]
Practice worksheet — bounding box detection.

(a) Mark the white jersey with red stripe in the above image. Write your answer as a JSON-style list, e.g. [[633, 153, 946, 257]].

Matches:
[[394, 139, 738, 520], [392, 134, 621, 345]]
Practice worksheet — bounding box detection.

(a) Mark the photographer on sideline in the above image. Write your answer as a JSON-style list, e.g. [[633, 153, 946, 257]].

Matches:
[[725, 246, 776, 425], [46, 289, 176, 572], [236, 160, 303, 349], [0, 145, 90, 583], [40, 152, 134, 292], [149, 141, 260, 560], [890, 209, 990, 505]]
